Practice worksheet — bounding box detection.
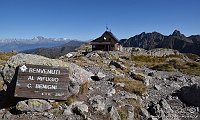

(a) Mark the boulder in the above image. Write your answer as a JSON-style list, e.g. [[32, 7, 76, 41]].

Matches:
[[63, 107, 73, 116], [148, 99, 179, 120], [126, 105, 134, 120], [109, 61, 126, 70], [178, 84, 200, 107], [159, 99, 173, 113], [3, 53, 94, 84], [63, 101, 88, 116], [6, 53, 68, 69], [16, 99, 52, 112], [140, 108, 149, 120], [2, 111, 12, 120], [97, 72, 106, 80], [68, 81, 80, 95], [65, 52, 78, 58], [2, 53, 68, 84], [2, 53, 94, 97], [0, 109, 6, 118], [68, 63, 94, 85], [109, 106, 121, 120], [159, 99, 179, 120], [89, 95, 105, 111], [28, 99, 52, 112], [110, 65, 116, 71], [2, 64, 15, 83], [86, 52, 100, 58], [170, 82, 180, 88], [16, 101, 30, 112], [154, 85, 161, 90], [72, 103, 88, 115], [106, 88, 116, 97], [119, 91, 137, 100], [43, 112, 54, 119], [130, 72, 150, 86]]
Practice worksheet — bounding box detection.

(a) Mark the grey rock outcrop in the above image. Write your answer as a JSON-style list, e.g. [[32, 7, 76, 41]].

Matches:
[[127, 47, 180, 57]]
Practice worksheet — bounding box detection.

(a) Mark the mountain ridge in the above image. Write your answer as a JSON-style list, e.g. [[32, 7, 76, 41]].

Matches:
[[120, 30, 200, 55]]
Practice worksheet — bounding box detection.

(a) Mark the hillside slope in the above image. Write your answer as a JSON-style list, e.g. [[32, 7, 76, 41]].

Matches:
[[23, 40, 85, 58]]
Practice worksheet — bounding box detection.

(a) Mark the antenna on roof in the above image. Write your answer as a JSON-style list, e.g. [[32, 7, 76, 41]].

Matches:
[[106, 24, 108, 31]]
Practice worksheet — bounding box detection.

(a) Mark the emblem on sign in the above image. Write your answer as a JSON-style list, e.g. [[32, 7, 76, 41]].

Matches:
[[20, 65, 28, 72]]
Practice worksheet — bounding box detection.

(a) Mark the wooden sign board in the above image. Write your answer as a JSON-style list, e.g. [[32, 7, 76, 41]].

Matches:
[[14, 64, 70, 100]]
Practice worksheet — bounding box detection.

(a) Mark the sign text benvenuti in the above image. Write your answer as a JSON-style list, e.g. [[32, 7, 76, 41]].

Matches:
[[14, 64, 69, 100]]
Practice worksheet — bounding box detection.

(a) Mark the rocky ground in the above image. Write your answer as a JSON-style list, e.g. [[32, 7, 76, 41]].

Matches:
[[0, 47, 200, 120]]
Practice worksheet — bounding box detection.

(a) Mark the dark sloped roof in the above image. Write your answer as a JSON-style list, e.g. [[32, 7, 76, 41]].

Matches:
[[106, 31, 119, 42], [91, 31, 120, 43]]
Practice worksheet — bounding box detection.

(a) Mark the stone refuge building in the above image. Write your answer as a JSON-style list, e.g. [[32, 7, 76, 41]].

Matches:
[[90, 31, 122, 51]]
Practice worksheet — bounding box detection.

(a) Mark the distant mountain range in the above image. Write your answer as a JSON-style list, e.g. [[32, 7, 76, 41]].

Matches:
[[0, 36, 75, 52], [1, 30, 200, 58], [23, 40, 86, 58], [120, 30, 200, 56]]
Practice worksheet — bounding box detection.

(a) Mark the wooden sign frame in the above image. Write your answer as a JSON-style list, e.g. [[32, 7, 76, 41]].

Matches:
[[14, 64, 70, 100]]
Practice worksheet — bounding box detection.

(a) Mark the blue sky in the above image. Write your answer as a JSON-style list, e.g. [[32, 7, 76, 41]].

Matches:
[[0, 0, 199, 40]]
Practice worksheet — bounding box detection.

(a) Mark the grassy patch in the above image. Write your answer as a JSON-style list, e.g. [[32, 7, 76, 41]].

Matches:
[[73, 57, 90, 67], [0, 52, 16, 61], [66, 95, 74, 105], [78, 81, 89, 95], [151, 63, 175, 72], [151, 59, 200, 76], [123, 98, 141, 120], [178, 62, 200, 76], [117, 99, 142, 120], [130, 55, 166, 63], [117, 107, 128, 120], [113, 77, 146, 95], [51, 102, 60, 108], [130, 54, 183, 67], [130, 99, 141, 120], [184, 53, 199, 61], [29, 101, 41, 107], [0, 80, 4, 91], [0, 52, 16, 68], [130, 73, 145, 81]]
